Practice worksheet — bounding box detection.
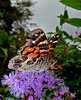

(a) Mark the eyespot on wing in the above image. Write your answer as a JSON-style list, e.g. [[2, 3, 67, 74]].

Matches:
[[8, 55, 28, 70]]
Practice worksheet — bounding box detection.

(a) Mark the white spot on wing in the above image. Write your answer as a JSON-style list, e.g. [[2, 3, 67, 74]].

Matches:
[[50, 40, 52, 43], [38, 40, 48, 45], [32, 41, 35, 44], [53, 40, 58, 43], [35, 34, 38, 36]]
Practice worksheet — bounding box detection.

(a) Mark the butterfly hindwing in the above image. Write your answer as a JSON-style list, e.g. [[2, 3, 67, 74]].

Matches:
[[8, 28, 49, 71]]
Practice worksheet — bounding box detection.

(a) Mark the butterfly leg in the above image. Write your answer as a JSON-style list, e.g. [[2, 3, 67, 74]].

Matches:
[[50, 61, 58, 71], [55, 63, 64, 72], [50, 61, 64, 72]]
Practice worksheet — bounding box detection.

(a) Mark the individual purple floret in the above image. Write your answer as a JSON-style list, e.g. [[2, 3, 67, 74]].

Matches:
[[28, 96, 34, 100], [59, 86, 69, 97], [69, 93, 76, 99], [1, 70, 76, 99], [55, 86, 69, 98]]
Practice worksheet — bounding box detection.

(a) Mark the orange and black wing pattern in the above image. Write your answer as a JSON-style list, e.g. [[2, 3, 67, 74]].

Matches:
[[48, 33, 64, 72], [17, 28, 49, 58], [49, 33, 59, 60]]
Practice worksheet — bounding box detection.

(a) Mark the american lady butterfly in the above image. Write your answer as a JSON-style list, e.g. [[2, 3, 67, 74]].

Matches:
[[8, 28, 63, 72]]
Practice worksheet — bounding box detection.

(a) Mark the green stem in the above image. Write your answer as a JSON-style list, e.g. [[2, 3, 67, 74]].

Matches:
[[60, 5, 67, 31]]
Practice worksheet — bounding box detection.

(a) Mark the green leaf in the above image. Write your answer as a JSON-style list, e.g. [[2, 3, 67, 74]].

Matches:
[[1, 47, 8, 57], [58, 14, 65, 25], [67, 45, 77, 53], [8, 41, 16, 45], [58, 10, 69, 26], [4, 86, 9, 93], [60, 0, 81, 10], [57, 44, 67, 48], [55, 43, 67, 53], [0, 29, 8, 45], [64, 10, 69, 19], [62, 31, 73, 40], [64, 53, 81, 62], [8, 35, 16, 41], [73, 37, 81, 42], [61, 62, 70, 66], [47, 32, 54, 34], [0, 12, 3, 17], [56, 26, 60, 32], [67, 49, 77, 54], [65, 18, 81, 27]]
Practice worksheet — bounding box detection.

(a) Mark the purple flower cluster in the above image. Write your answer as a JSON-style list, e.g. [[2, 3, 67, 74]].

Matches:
[[1, 71, 76, 100]]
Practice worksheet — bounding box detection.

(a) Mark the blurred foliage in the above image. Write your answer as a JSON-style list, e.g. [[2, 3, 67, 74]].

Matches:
[[53, 29, 81, 99], [0, 0, 81, 99], [0, 0, 36, 49], [0, 29, 14, 62], [0, 0, 35, 69], [47, 29, 81, 99], [0, 0, 36, 99], [47, 0, 81, 99], [0, 29, 16, 99]]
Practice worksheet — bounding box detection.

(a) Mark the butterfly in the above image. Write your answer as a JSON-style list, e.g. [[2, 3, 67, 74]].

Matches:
[[8, 28, 63, 72]]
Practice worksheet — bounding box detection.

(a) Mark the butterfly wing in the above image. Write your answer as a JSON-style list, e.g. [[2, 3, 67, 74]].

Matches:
[[48, 34, 64, 71], [17, 28, 49, 56], [48, 33, 59, 61], [8, 28, 49, 71]]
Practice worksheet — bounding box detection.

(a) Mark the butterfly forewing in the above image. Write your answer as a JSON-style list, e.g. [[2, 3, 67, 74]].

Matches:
[[17, 28, 49, 55], [49, 33, 59, 60]]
